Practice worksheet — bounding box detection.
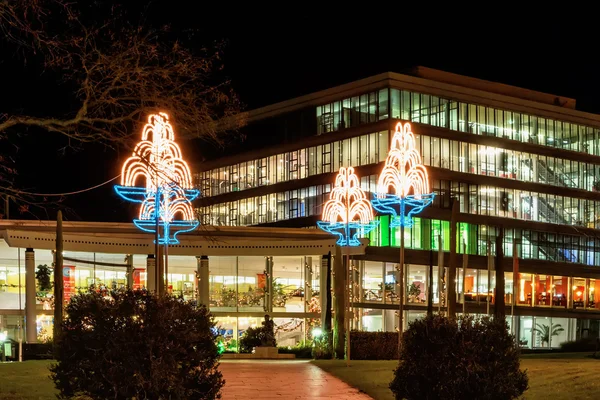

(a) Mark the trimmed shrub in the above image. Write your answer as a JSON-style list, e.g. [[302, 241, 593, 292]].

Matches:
[[239, 326, 262, 353], [50, 289, 223, 399], [278, 344, 312, 359], [560, 337, 600, 352], [23, 343, 53, 360], [390, 314, 528, 400], [350, 331, 399, 360]]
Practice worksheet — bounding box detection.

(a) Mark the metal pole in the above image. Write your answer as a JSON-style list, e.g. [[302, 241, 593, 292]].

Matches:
[[398, 224, 405, 353], [462, 240, 467, 316], [487, 239, 491, 315], [512, 239, 519, 336], [438, 234, 443, 313], [164, 242, 169, 294], [345, 182, 350, 367], [18, 247, 22, 362], [346, 246, 351, 367]]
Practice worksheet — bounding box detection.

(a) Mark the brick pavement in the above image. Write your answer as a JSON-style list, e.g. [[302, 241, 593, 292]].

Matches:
[[219, 360, 373, 399]]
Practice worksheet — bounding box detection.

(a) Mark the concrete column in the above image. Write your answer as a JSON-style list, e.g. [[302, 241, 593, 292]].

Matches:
[[146, 255, 156, 292], [265, 256, 273, 313], [320, 253, 332, 333], [304, 257, 312, 313], [25, 248, 36, 343], [196, 256, 209, 307], [125, 254, 134, 288]]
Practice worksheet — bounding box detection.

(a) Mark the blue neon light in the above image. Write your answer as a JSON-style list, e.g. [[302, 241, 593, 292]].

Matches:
[[114, 183, 200, 245], [316, 220, 379, 247], [371, 193, 435, 228]]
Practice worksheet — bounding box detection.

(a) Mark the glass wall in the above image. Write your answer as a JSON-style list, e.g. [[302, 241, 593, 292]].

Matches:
[[388, 88, 600, 156], [200, 128, 600, 201], [200, 130, 389, 197], [202, 175, 600, 230], [418, 135, 600, 193], [316, 89, 388, 134]]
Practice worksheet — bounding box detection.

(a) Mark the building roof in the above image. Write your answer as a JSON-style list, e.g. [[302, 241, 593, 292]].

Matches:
[[236, 67, 600, 127], [0, 219, 367, 257]]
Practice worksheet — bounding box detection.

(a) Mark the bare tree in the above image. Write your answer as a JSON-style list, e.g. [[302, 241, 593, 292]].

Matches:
[[0, 1, 243, 203]]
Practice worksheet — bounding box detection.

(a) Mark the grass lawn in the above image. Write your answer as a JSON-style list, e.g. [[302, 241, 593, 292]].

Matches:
[[0, 360, 56, 400], [313, 353, 600, 400], [2, 354, 600, 399]]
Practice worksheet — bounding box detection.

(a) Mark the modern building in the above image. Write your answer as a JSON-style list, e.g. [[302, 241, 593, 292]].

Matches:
[[196, 67, 600, 349], [0, 220, 367, 350]]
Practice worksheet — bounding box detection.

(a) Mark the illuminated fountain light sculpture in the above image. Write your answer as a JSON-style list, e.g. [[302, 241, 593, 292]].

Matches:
[[317, 166, 379, 246], [371, 122, 435, 226], [371, 121, 435, 352], [114, 113, 200, 245]]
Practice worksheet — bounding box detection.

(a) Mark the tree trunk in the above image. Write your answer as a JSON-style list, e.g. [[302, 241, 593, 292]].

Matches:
[[54, 210, 64, 347], [447, 199, 459, 319], [332, 245, 345, 359], [494, 226, 505, 320]]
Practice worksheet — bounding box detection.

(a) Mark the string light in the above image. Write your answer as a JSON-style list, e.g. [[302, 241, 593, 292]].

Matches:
[[114, 113, 199, 244], [317, 166, 379, 246], [372, 122, 435, 227]]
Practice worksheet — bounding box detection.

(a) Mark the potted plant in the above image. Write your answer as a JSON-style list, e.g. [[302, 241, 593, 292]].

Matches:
[[407, 283, 421, 303], [532, 323, 564, 347]]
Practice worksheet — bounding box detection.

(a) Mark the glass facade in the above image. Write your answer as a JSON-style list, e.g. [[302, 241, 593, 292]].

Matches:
[[200, 131, 389, 197], [316, 89, 388, 134], [0, 245, 321, 348], [317, 87, 600, 156], [193, 80, 600, 345]]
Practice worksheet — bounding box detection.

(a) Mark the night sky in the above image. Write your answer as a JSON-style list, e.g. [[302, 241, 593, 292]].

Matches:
[[1, 3, 597, 223]]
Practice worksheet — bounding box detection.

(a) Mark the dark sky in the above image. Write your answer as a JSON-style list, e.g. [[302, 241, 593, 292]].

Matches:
[[2, 3, 598, 222]]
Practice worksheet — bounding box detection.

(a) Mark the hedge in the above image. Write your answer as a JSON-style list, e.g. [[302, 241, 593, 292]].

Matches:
[[349, 330, 399, 360], [23, 343, 53, 360], [278, 345, 312, 359], [560, 337, 600, 352]]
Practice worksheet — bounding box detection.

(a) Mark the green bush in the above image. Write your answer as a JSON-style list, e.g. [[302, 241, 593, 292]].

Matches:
[[311, 330, 333, 359], [50, 289, 223, 399], [390, 314, 528, 400], [560, 336, 600, 352], [350, 331, 399, 360], [239, 326, 262, 353], [278, 344, 313, 359]]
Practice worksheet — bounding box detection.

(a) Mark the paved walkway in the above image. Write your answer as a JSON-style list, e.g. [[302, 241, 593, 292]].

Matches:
[[219, 360, 373, 399]]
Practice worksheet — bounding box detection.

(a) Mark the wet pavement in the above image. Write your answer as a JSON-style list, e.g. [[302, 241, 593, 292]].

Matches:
[[219, 360, 373, 399]]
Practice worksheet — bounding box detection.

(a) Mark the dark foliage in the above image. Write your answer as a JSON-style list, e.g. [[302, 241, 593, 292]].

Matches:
[[23, 343, 53, 360], [350, 331, 399, 360], [238, 323, 278, 353], [239, 326, 262, 353], [50, 289, 223, 400], [35, 264, 53, 292], [312, 331, 333, 359], [390, 314, 528, 400], [278, 344, 313, 359], [560, 336, 600, 352]]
